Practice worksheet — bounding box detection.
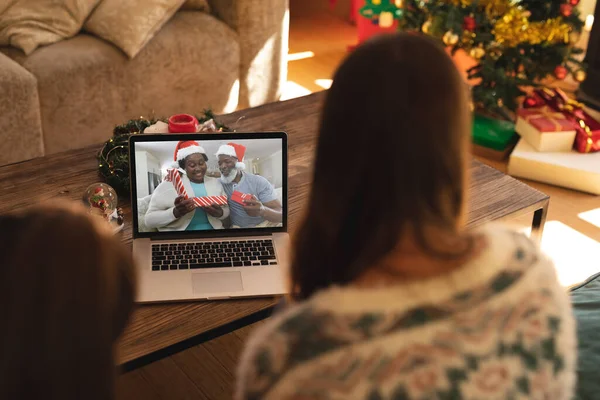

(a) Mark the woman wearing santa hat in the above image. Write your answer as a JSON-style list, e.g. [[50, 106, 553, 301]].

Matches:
[[145, 141, 229, 231]]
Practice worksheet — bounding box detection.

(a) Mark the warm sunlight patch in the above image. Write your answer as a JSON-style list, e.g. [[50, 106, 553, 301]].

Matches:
[[585, 14, 594, 31], [579, 208, 600, 229], [280, 81, 312, 101], [536, 221, 600, 288], [315, 79, 333, 89], [287, 51, 315, 61]]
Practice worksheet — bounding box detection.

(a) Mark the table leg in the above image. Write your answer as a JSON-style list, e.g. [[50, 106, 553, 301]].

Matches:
[[529, 200, 549, 244]]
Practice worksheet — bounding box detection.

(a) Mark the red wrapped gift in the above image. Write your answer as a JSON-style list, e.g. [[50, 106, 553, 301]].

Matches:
[[515, 107, 578, 152], [533, 88, 600, 153], [231, 190, 252, 205], [192, 196, 228, 207]]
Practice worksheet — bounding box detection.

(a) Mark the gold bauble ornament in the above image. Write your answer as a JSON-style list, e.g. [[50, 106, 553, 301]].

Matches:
[[443, 31, 460, 46], [422, 20, 432, 34], [574, 69, 587, 82], [469, 47, 486, 59], [395, 0, 404, 7], [497, 98, 504, 107]]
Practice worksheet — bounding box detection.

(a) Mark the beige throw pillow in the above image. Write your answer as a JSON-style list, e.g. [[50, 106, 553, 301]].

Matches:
[[84, 0, 186, 59], [0, 0, 101, 55]]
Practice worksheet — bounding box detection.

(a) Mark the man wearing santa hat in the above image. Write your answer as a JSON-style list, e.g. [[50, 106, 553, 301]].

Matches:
[[216, 142, 282, 228], [145, 140, 229, 231]]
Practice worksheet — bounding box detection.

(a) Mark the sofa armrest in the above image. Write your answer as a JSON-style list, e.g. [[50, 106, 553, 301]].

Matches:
[[0, 51, 44, 166], [207, 0, 289, 108]]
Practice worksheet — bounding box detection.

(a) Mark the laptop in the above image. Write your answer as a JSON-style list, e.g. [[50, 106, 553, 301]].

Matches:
[[129, 132, 289, 303]]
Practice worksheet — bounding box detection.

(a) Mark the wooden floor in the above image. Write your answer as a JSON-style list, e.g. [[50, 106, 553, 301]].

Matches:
[[116, 2, 600, 399]]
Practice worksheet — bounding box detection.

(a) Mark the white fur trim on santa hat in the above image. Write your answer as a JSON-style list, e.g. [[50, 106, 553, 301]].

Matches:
[[177, 145, 206, 161], [216, 144, 237, 158], [216, 144, 245, 169]]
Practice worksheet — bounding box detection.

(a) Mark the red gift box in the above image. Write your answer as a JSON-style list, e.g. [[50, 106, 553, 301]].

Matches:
[[192, 195, 228, 208], [533, 88, 600, 153], [515, 106, 579, 152], [517, 107, 577, 132], [231, 191, 252, 205]]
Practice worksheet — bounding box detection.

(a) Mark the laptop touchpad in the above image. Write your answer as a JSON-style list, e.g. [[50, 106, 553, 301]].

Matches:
[[191, 271, 243, 294]]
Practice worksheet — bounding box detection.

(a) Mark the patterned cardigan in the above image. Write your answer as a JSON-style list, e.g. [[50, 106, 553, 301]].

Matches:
[[236, 225, 577, 400]]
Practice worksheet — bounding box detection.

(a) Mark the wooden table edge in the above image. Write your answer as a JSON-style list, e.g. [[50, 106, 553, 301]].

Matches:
[[118, 304, 276, 372]]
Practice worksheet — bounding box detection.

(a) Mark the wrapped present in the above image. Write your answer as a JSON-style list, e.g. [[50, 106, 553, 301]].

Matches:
[[231, 190, 252, 205], [164, 169, 227, 208], [515, 106, 578, 152], [508, 138, 600, 195], [192, 196, 228, 207], [532, 88, 600, 153], [472, 114, 517, 150], [472, 114, 518, 160]]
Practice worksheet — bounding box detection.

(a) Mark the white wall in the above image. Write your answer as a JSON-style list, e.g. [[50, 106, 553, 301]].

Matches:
[[256, 150, 283, 188], [135, 151, 161, 198]]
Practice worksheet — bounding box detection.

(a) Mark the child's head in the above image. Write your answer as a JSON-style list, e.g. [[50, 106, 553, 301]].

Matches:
[[291, 33, 472, 299], [0, 202, 137, 400]]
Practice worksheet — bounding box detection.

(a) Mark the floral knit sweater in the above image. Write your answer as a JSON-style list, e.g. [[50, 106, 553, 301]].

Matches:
[[236, 225, 577, 400]]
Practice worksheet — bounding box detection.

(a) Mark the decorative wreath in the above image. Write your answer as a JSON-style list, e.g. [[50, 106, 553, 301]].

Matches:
[[97, 110, 232, 196]]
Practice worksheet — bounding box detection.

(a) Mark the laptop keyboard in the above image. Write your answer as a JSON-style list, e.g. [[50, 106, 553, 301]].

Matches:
[[151, 239, 276, 271]]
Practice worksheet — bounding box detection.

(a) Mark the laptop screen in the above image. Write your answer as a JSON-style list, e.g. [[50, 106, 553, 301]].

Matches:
[[130, 134, 286, 237]]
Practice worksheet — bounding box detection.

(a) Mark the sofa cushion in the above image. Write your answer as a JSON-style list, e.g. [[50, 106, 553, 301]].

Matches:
[[5, 11, 240, 155], [0, 52, 43, 166], [0, 0, 100, 55], [182, 0, 210, 11], [84, 0, 186, 59]]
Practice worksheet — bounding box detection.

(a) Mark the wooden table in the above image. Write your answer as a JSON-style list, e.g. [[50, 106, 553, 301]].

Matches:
[[0, 91, 549, 372]]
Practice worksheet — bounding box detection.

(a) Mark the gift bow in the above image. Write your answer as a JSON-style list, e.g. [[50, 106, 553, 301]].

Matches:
[[519, 106, 569, 131], [164, 169, 227, 208], [537, 88, 599, 153]]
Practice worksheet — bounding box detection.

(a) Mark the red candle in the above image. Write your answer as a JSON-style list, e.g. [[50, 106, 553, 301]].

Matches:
[[168, 114, 198, 133]]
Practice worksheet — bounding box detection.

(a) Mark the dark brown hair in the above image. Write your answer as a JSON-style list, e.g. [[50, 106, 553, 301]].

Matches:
[[0, 202, 137, 400], [291, 33, 472, 300]]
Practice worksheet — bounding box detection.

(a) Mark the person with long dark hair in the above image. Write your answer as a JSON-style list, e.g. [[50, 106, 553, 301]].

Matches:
[[0, 202, 136, 400], [235, 33, 576, 399]]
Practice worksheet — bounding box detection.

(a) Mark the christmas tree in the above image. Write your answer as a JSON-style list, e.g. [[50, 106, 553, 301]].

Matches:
[[359, 0, 404, 27], [396, 0, 587, 115]]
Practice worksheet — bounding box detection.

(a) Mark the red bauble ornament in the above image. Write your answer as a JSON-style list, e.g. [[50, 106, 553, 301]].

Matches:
[[560, 3, 573, 17], [569, 0, 579, 5], [554, 65, 568, 80], [463, 16, 476, 31], [524, 96, 540, 108]]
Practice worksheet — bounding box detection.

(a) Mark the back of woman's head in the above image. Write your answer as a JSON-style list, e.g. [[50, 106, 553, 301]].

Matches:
[[0, 202, 137, 400], [291, 33, 472, 300]]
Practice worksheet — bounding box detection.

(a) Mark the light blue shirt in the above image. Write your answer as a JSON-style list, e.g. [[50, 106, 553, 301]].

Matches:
[[221, 172, 278, 228], [187, 182, 213, 231]]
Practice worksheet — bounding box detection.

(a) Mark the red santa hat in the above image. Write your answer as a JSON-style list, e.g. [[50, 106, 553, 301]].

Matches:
[[172, 140, 206, 168], [216, 142, 246, 170]]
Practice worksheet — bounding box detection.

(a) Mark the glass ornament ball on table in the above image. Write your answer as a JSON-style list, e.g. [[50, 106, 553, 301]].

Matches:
[[82, 183, 124, 233]]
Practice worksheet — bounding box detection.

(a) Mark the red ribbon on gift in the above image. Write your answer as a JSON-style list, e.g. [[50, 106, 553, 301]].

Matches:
[[533, 88, 600, 153], [164, 169, 227, 208]]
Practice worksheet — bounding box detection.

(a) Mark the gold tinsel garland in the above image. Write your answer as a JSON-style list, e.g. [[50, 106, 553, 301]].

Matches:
[[493, 8, 571, 47], [442, 0, 572, 47]]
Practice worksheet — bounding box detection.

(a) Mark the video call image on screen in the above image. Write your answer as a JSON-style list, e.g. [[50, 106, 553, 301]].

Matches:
[[135, 138, 284, 233]]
